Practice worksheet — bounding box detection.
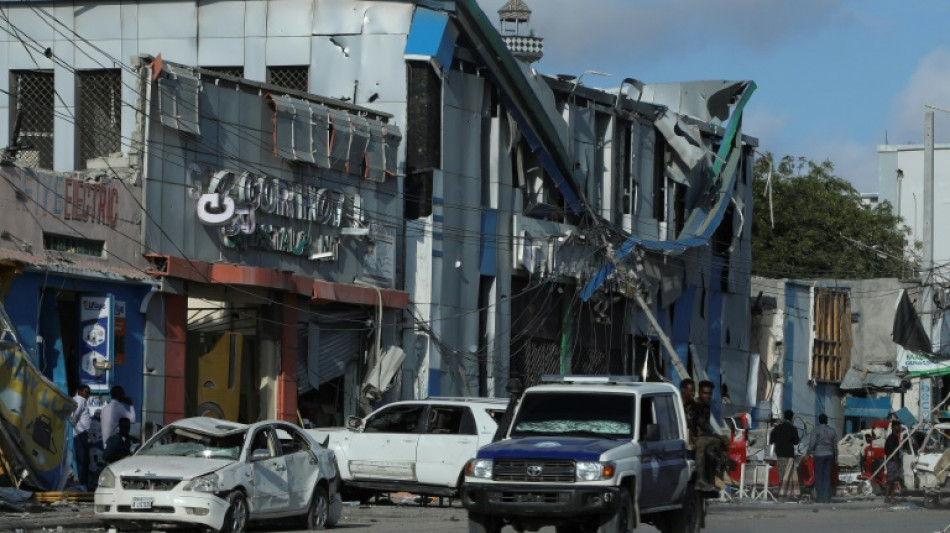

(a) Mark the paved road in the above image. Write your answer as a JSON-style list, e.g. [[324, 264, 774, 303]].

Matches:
[[3, 497, 949, 533]]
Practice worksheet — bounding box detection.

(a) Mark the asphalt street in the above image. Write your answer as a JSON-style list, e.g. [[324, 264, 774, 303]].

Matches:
[[2, 497, 949, 533]]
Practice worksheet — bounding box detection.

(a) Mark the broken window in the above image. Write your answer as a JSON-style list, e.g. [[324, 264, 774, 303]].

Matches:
[[76, 69, 121, 168], [267, 66, 309, 93], [811, 287, 853, 383], [11, 70, 54, 169]]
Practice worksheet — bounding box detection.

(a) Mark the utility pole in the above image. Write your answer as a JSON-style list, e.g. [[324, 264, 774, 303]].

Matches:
[[922, 109, 936, 422]]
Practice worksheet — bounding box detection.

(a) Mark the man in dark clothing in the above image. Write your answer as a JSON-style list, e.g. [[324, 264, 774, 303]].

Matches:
[[680, 379, 696, 442], [692, 380, 728, 491], [103, 417, 138, 464], [884, 420, 907, 503], [771, 410, 801, 501]]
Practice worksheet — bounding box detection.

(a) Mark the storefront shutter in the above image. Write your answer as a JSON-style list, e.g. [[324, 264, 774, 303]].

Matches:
[[307, 321, 363, 390]]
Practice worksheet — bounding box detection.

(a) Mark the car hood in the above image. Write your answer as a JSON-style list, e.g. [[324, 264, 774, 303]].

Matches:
[[476, 437, 626, 461], [108, 455, 235, 479]]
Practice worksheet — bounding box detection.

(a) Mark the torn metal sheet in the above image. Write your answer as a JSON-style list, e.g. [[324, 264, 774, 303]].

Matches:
[[348, 114, 370, 177], [566, 103, 596, 191], [158, 67, 201, 135], [366, 121, 386, 182], [310, 33, 409, 105], [404, 7, 458, 72], [654, 110, 705, 185], [840, 366, 904, 391], [313, 0, 414, 36], [630, 80, 750, 126], [328, 108, 352, 172]]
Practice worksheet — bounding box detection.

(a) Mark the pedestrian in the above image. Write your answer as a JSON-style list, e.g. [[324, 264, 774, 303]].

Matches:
[[770, 409, 801, 501], [884, 420, 907, 503], [100, 386, 136, 446], [680, 379, 696, 442], [69, 384, 93, 489], [103, 417, 138, 464], [691, 380, 729, 492], [806, 413, 837, 503]]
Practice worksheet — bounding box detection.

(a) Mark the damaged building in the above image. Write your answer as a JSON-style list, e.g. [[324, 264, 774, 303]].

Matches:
[[0, 0, 759, 489]]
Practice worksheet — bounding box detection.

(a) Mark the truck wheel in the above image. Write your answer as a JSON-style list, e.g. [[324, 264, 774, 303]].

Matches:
[[468, 512, 502, 533], [597, 488, 632, 533], [661, 484, 701, 533]]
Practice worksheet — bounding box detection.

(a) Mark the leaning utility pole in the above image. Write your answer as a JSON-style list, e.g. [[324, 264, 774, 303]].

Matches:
[[922, 109, 936, 422]]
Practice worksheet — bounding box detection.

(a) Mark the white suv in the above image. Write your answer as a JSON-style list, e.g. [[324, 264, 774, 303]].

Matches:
[[309, 398, 507, 497]]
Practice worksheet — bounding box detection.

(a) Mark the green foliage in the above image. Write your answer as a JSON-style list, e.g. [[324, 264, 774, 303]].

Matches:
[[751, 153, 917, 279]]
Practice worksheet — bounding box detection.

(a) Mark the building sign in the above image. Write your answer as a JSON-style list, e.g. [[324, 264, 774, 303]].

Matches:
[[193, 169, 362, 261], [79, 295, 113, 391], [0, 343, 74, 490], [12, 169, 120, 228]]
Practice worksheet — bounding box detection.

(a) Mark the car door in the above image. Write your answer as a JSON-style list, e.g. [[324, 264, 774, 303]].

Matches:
[[653, 393, 688, 503], [637, 395, 664, 509], [346, 404, 424, 481], [276, 424, 321, 511], [247, 426, 291, 513], [415, 406, 479, 487]]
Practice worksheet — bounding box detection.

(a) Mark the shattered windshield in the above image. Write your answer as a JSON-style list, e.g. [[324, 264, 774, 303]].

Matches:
[[510, 392, 634, 439], [138, 427, 246, 460]]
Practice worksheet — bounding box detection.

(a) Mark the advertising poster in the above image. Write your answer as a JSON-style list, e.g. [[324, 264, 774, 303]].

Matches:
[[79, 295, 113, 391], [0, 343, 75, 490], [358, 222, 395, 288]]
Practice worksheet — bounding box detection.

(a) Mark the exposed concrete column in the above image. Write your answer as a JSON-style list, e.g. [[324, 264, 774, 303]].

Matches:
[[277, 292, 299, 423], [258, 298, 281, 420]]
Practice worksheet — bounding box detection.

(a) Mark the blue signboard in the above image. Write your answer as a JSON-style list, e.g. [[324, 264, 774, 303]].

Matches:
[[78, 295, 113, 392]]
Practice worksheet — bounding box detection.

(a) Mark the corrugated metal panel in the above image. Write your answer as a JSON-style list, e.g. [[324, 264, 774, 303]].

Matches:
[[307, 321, 363, 388]]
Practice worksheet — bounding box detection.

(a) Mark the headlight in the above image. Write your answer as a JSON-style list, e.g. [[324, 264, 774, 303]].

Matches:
[[183, 473, 220, 492], [466, 459, 494, 479], [575, 461, 615, 481], [98, 467, 115, 488]]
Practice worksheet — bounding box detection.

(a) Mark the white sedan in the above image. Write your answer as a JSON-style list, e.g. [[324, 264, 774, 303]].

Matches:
[[95, 417, 342, 532]]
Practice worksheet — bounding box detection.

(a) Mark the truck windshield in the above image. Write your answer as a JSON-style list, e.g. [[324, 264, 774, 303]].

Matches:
[[510, 392, 634, 439]]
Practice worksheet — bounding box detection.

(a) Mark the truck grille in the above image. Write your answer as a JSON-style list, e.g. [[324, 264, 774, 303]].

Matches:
[[121, 477, 181, 491], [493, 459, 575, 482]]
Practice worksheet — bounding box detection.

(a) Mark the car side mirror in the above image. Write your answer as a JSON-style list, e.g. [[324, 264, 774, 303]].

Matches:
[[643, 424, 661, 442], [251, 448, 272, 461], [346, 416, 363, 431]]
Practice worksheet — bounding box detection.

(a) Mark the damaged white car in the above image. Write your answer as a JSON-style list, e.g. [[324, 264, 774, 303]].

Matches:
[[95, 417, 342, 532]]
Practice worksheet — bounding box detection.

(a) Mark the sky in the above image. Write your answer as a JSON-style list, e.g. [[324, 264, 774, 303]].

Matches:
[[476, 0, 950, 193]]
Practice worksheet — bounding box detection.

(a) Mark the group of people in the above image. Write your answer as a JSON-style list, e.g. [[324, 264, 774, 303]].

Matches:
[[770, 410, 839, 503], [680, 378, 731, 492], [69, 385, 139, 489]]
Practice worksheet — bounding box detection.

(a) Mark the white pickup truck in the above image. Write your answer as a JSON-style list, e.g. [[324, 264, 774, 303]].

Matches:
[[309, 398, 507, 498]]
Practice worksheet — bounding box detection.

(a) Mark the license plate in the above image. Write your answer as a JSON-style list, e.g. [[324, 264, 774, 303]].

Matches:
[[131, 497, 153, 510]]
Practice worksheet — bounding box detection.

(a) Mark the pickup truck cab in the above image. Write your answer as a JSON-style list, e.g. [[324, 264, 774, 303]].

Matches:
[[461, 377, 703, 533]]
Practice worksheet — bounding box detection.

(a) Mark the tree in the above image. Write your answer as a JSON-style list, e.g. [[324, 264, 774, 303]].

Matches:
[[751, 153, 917, 279]]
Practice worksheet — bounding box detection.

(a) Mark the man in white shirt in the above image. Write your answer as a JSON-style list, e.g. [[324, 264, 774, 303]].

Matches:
[[100, 385, 136, 446], [70, 384, 92, 488]]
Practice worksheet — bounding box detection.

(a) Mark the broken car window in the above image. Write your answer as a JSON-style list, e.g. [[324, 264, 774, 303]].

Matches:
[[138, 427, 245, 460]]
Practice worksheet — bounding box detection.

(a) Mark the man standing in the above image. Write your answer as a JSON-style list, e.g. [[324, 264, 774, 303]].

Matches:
[[771, 410, 801, 501], [104, 418, 138, 464], [807, 413, 837, 503], [884, 420, 907, 504], [680, 379, 696, 442], [100, 386, 136, 445], [692, 380, 728, 491], [69, 385, 92, 489]]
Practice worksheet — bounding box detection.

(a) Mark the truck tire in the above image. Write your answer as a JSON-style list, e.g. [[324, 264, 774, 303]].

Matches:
[[659, 484, 701, 533], [468, 512, 502, 533], [597, 488, 632, 533]]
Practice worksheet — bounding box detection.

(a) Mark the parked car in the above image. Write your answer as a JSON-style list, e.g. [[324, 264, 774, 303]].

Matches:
[[309, 398, 508, 498], [95, 417, 342, 533]]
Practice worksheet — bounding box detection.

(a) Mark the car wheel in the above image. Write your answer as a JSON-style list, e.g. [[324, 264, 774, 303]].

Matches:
[[468, 512, 502, 533], [661, 484, 701, 533], [300, 485, 330, 530], [220, 491, 248, 533], [597, 488, 632, 533]]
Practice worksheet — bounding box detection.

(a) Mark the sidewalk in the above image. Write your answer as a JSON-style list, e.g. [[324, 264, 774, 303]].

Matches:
[[0, 502, 100, 532]]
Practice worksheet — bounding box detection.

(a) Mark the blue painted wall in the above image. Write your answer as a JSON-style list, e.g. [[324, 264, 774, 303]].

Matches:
[[5, 271, 150, 405]]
